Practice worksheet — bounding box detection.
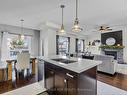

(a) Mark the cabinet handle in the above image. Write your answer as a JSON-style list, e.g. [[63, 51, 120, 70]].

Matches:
[[66, 73, 74, 78], [64, 79, 67, 83]]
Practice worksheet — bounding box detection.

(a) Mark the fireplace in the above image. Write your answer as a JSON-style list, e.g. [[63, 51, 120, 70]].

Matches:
[[105, 51, 117, 60], [102, 49, 123, 64]]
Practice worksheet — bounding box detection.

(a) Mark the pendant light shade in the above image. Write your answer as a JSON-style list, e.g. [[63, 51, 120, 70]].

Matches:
[[72, 0, 83, 32], [60, 24, 65, 33], [21, 34, 24, 40], [59, 5, 65, 33]]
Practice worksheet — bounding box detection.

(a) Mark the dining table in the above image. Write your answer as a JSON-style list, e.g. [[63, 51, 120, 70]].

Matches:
[[6, 56, 36, 81]]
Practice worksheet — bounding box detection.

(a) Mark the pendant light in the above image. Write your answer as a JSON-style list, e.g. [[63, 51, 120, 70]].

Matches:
[[59, 5, 65, 33], [72, 0, 83, 32], [20, 19, 24, 40]]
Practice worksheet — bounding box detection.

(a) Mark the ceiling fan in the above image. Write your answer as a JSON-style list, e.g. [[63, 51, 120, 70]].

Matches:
[[99, 25, 112, 32]]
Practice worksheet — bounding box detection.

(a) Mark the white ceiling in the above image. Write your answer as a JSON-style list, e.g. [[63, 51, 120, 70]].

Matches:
[[0, 0, 127, 35]]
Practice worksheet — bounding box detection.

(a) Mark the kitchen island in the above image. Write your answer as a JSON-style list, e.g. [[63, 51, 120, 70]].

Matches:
[[38, 55, 102, 95]]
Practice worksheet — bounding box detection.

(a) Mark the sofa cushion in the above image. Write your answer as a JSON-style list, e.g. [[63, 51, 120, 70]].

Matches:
[[94, 54, 114, 63]]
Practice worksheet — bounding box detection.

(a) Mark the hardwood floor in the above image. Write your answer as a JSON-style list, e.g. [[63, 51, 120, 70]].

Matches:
[[0, 63, 38, 94], [0, 75, 37, 94], [97, 72, 127, 91], [1, 64, 127, 94]]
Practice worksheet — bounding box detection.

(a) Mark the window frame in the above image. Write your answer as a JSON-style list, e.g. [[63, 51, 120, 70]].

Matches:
[[75, 38, 85, 53], [56, 35, 70, 55]]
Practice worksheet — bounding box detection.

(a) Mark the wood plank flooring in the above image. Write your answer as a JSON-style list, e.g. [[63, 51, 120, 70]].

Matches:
[[0, 73, 37, 94], [97, 72, 127, 91], [0, 63, 38, 94]]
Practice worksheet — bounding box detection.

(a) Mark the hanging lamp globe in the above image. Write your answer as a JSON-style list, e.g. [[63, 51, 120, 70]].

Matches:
[[72, 18, 83, 32], [72, 0, 83, 32], [59, 24, 65, 33]]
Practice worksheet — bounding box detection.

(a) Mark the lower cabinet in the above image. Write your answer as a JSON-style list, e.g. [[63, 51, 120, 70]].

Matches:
[[45, 68, 55, 94], [54, 72, 67, 95], [67, 76, 77, 95], [44, 62, 97, 95]]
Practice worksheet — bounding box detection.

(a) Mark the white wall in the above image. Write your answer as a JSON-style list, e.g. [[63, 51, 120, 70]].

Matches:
[[47, 29, 56, 56], [31, 31, 40, 56], [0, 24, 40, 56], [40, 27, 56, 56], [86, 33, 101, 54], [70, 37, 76, 53], [122, 26, 127, 63]]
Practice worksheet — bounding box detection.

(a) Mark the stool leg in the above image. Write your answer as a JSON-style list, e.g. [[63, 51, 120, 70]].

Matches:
[[4, 69, 6, 81], [2, 69, 5, 81], [5, 69, 7, 81], [16, 70, 19, 80], [3, 69, 5, 81]]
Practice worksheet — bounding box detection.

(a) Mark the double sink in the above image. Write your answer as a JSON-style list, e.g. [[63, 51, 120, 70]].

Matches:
[[51, 58, 77, 64]]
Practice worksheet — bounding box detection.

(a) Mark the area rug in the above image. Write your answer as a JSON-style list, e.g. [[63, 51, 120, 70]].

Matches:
[[97, 81, 127, 95]]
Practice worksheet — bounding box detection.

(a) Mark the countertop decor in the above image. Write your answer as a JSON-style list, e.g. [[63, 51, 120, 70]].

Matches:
[[99, 45, 125, 49]]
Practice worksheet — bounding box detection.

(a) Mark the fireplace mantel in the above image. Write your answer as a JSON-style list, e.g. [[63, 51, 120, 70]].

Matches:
[[102, 49, 123, 64], [103, 48, 123, 51]]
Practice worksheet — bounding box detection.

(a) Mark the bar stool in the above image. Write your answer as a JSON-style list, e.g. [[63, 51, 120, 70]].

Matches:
[[0, 61, 7, 82]]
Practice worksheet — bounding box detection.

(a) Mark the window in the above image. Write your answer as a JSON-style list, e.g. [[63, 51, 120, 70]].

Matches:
[[56, 35, 70, 55], [7, 34, 32, 57], [76, 39, 84, 53]]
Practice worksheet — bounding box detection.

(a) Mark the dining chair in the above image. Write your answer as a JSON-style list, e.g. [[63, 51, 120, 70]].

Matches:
[[0, 61, 7, 82], [15, 53, 30, 79]]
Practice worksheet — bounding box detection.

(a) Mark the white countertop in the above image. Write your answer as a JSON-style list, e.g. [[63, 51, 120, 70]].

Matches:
[[38, 55, 102, 73]]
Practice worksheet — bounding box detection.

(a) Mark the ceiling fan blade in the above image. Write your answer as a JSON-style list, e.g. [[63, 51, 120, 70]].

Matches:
[[108, 29, 112, 31], [106, 26, 110, 28], [99, 28, 105, 31], [101, 28, 112, 32]]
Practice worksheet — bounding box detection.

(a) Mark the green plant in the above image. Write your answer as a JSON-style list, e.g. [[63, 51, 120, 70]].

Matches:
[[10, 39, 24, 49], [17, 40, 24, 45], [99, 45, 125, 49]]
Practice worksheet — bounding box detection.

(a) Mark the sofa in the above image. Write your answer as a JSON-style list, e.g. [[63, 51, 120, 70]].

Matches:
[[93, 54, 118, 75]]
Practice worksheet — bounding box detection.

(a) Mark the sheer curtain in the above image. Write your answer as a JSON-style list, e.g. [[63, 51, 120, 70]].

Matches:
[[1, 32, 10, 61]]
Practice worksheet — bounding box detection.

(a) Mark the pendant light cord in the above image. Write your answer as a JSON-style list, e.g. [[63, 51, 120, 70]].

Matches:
[[62, 6, 63, 25], [76, 0, 78, 19], [21, 19, 24, 34], [61, 5, 64, 25]]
